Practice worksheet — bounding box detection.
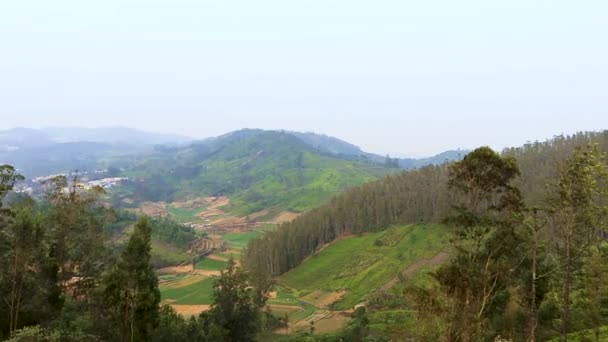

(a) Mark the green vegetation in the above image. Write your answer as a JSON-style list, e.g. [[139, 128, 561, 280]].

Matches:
[[195, 258, 229, 271], [150, 240, 192, 268], [160, 277, 215, 305], [119, 130, 392, 214], [166, 205, 205, 223], [279, 225, 449, 309], [222, 231, 264, 250]]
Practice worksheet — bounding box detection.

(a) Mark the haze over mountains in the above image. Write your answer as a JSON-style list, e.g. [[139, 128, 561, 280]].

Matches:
[[0, 126, 466, 177]]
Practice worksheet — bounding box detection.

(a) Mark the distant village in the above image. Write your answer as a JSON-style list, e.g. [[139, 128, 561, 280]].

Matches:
[[13, 169, 127, 195]]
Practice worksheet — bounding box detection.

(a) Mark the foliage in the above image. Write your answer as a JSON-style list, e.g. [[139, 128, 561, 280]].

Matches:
[[279, 225, 448, 309], [120, 131, 390, 213], [100, 218, 161, 341], [204, 259, 260, 342]]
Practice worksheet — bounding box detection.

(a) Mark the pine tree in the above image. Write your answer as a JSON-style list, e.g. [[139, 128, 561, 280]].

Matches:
[[102, 217, 160, 342], [547, 145, 608, 339]]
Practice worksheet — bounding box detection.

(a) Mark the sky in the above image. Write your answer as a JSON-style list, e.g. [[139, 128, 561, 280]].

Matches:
[[1, 0, 607, 157]]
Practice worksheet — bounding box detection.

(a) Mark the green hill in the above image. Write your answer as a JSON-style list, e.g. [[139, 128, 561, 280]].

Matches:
[[117, 130, 392, 215]]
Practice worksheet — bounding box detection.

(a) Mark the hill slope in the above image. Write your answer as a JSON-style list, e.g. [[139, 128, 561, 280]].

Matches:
[[118, 130, 393, 215], [244, 130, 608, 277]]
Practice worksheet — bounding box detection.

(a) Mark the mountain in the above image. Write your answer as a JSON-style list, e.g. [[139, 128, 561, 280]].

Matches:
[[0, 127, 54, 149], [117, 129, 392, 215], [288, 131, 364, 155], [285, 131, 467, 169], [397, 149, 469, 169], [42, 126, 193, 146], [0, 126, 193, 177], [0, 126, 463, 178]]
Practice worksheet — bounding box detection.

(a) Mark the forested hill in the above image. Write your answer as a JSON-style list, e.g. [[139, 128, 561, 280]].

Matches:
[[118, 130, 393, 214], [244, 130, 608, 276]]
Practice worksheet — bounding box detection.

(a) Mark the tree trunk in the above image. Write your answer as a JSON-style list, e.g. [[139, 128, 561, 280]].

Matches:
[[562, 236, 571, 342], [527, 245, 537, 342]]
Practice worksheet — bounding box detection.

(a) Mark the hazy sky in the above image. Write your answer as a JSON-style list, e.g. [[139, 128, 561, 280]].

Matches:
[[1, 0, 607, 157]]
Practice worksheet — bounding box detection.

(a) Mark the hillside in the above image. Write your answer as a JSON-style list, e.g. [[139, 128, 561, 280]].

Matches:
[[277, 225, 448, 310], [244, 130, 608, 277], [117, 130, 393, 215]]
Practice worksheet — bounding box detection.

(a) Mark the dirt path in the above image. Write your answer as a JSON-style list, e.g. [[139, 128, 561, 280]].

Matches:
[[380, 251, 450, 292], [171, 305, 211, 317]]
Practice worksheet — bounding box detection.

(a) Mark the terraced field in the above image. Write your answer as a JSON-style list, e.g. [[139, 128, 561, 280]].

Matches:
[[278, 224, 449, 310], [265, 224, 450, 334]]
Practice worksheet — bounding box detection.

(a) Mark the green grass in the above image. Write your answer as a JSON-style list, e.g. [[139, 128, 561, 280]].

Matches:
[[268, 288, 317, 323], [166, 205, 205, 223], [278, 225, 449, 310], [195, 258, 228, 271], [222, 231, 264, 250], [161, 277, 215, 305]]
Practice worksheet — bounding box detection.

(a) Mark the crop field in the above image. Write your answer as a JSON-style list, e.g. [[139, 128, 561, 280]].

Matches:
[[222, 231, 264, 250], [166, 205, 205, 223], [195, 258, 228, 271], [161, 276, 215, 305], [278, 224, 450, 310]]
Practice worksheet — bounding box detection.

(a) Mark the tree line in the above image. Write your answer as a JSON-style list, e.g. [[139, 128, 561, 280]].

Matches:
[[406, 144, 608, 341], [243, 131, 608, 277]]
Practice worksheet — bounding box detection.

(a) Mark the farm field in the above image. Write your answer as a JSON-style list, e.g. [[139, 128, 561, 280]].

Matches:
[[195, 258, 228, 271], [161, 276, 215, 305], [278, 224, 450, 310], [259, 224, 450, 335]]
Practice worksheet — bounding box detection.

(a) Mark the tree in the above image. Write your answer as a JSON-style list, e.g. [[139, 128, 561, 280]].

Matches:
[[204, 258, 259, 342], [578, 243, 608, 342], [102, 218, 160, 342], [0, 200, 45, 336], [44, 176, 111, 301], [517, 208, 553, 342], [547, 145, 608, 339], [0, 165, 24, 222], [424, 147, 525, 340]]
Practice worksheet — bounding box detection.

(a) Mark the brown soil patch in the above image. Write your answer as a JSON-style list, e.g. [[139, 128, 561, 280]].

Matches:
[[272, 211, 301, 224], [206, 254, 228, 262], [171, 197, 209, 210], [268, 305, 304, 314], [161, 275, 206, 289], [140, 202, 168, 217], [301, 290, 346, 309], [313, 312, 352, 334], [208, 196, 230, 208], [248, 209, 270, 221], [210, 216, 245, 226], [158, 264, 195, 276], [171, 305, 210, 317], [194, 270, 222, 277]]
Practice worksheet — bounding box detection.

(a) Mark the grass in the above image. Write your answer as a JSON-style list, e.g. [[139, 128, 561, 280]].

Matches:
[[222, 231, 264, 250], [161, 277, 215, 305], [166, 205, 205, 223], [268, 288, 317, 323], [150, 240, 192, 268], [195, 258, 229, 271], [368, 310, 418, 339], [278, 224, 449, 310]]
